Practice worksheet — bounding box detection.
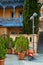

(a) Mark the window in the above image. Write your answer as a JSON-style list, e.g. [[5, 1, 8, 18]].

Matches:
[[19, 12, 22, 15], [30, 37, 32, 42], [11, 12, 14, 18]]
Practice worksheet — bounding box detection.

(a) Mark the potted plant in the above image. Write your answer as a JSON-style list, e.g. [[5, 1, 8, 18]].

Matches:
[[4, 37, 13, 54], [13, 37, 19, 55], [23, 37, 29, 56], [0, 36, 7, 65], [15, 35, 29, 60]]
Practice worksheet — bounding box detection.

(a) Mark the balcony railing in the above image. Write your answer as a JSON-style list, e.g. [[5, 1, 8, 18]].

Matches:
[[0, 17, 23, 22], [0, 17, 23, 27]]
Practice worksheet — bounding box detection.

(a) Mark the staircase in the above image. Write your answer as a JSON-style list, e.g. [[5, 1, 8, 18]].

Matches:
[[37, 32, 43, 54]]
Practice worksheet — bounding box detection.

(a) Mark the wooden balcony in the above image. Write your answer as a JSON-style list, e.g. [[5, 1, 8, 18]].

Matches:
[[0, 17, 23, 27]]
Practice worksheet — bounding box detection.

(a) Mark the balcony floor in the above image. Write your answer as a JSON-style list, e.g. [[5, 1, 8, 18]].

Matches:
[[4, 54, 43, 65]]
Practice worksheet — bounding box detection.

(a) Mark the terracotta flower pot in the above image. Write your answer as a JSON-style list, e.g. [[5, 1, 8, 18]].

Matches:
[[14, 49, 18, 55], [8, 49, 12, 54], [18, 52, 25, 60], [27, 49, 35, 57], [0, 59, 5, 65]]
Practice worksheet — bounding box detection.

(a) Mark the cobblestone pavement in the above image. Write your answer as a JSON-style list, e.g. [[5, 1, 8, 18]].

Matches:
[[4, 54, 43, 65]]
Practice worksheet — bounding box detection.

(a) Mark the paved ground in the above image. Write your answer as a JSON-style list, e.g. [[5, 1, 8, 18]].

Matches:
[[4, 54, 43, 65]]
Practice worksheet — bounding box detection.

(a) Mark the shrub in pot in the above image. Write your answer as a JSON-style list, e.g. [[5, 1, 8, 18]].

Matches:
[[11, 40, 16, 54], [23, 37, 29, 56], [13, 37, 19, 55], [4, 37, 14, 54], [0, 36, 7, 65], [15, 35, 29, 60]]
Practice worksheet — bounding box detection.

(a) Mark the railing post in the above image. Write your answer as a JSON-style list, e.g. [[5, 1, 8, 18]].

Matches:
[[3, 7, 5, 18], [13, 6, 15, 18]]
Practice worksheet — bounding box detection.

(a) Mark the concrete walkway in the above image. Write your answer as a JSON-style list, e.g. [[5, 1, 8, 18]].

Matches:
[[4, 54, 43, 65]]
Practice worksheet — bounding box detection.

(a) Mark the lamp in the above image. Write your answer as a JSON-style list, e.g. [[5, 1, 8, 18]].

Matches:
[[30, 12, 38, 50]]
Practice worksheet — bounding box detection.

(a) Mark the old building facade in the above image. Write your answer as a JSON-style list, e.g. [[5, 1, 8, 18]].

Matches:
[[0, 0, 23, 36], [0, 0, 43, 36]]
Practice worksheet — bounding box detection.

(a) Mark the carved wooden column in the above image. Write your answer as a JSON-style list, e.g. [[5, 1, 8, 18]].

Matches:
[[13, 6, 15, 18], [3, 7, 5, 18]]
